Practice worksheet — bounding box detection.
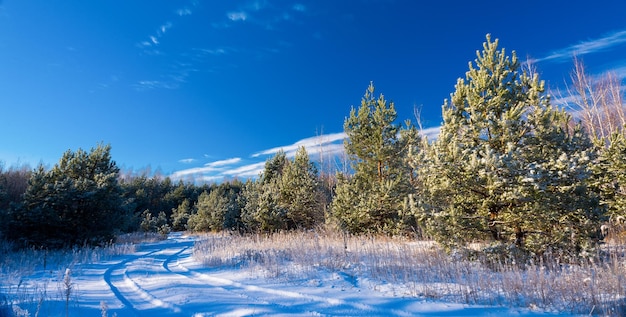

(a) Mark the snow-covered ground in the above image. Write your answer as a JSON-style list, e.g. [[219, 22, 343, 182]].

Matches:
[[2, 234, 581, 316]]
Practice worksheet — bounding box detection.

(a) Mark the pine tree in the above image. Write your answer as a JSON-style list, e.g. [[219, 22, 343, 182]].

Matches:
[[332, 82, 420, 234], [279, 146, 324, 229], [9, 144, 124, 248], [171, 199, 192, 231], [593, 132, 626, 225], [240, 179, 261, 232], [187, 191, 212, 232], [240, 152, 287, 232], [187, 183, 242, 232], [415, 35, 601, 258], [240, 148, 325, 232]]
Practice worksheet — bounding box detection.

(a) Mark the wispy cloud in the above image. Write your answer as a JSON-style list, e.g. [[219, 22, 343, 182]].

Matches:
[[227, 11, 248, 21], [133, 1, 200, 90], [171, 166, 222, 179], [177, 8, 193, 16], [205, 157, 241, 167], [134, 80, 179, 90], [168, 126, 446, 183], [159, 22, 173, 35], [171, 158, 264, 182], [194, 48, 231, 56], [169, 132, 347, 183], [218, 0, 307, 31], [179, 158, 196, 164], [252, 132, 346, 158], [220, 162, 266, 178], [533, 29, 626, 63]]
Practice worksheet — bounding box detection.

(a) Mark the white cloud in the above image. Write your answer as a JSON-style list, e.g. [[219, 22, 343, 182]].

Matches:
[[197, 175, 224, 183], [179, 158, 196, 164], [221, 161, 266, 178], [170, 166, 221, 179], [420, 126, 441, 141], [170, 157, 254, 182], [177, 8, 192, 16], [227, 11, 248, 21], [169, 132, 348, 183], [533, 29, 626, 63], [134, 80, 178, 90], [196, 48, 228, 56], [149, 36, 159, 45], [159, 22, 173, 35], [205, 157, 241, 168], [252, 132, 346, 158]]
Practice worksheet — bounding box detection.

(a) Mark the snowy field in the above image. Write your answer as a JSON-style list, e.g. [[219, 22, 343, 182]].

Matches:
[[1, 233, 583, 316]]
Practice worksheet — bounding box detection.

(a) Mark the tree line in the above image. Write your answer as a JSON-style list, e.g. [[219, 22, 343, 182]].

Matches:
[[1, 35, 625, 261]]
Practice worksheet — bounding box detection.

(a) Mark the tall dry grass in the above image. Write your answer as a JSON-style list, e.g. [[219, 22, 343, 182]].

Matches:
[[0, 233, 160, 316], [193, 230, 626, 315]]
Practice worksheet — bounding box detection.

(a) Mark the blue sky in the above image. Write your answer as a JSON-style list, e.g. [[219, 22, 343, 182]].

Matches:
[[1, 1, 626, 182]]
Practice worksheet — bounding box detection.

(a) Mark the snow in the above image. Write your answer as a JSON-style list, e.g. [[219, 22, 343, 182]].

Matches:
[[1, 234, 581, 317]]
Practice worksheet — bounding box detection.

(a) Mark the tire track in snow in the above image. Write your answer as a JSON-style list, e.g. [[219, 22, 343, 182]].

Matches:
[[162, 244, 190, 272], [162, 243, 301, 314], [107, 236, 416, 316], [103, 250, 159, 316], [104, 244, 186, 315]]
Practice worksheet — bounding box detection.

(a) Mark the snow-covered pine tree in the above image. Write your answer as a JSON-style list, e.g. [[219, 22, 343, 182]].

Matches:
[[332, 82, 420, 234], [416, 35, 602, 258]]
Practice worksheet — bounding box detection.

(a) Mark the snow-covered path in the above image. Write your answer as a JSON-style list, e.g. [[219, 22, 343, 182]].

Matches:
[[4, 234, 579, 316]]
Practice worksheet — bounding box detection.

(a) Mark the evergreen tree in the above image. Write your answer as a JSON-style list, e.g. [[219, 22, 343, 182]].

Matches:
[[279, 147, 324, 229], [240, 149, 325, 232], [240, 179, 261, 232], [593, 132, 626, 224], [8, 144, 125, 248], [187, 183, 242, 232], [187, 191, 212, 232], [332, 82, 420, 234], [0, 165, 30, 238], [415, 35, 601, 257], [171, 199, 192, 231], [240, 151, 287, 232], [140, 209, 157, 232]]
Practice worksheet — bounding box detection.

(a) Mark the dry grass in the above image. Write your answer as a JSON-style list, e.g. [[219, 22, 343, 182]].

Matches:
[[0, 235, 145, 316], [193, 230, 626, 315]]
